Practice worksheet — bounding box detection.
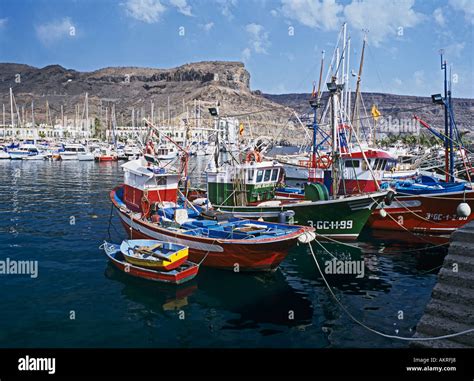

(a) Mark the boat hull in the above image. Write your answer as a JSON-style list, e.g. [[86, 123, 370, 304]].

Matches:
[[368, 189, 474, 233], [95, 156, 117, 162], [110, 186, 309, 271], [103, 243, 198, 284]]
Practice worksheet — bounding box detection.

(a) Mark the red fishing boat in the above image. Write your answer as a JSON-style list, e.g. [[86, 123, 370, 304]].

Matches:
[[94, 147, 118, 162], [368, 189, 474, 233], [369, 53, 474, 234], [110, 156, 315, 271]]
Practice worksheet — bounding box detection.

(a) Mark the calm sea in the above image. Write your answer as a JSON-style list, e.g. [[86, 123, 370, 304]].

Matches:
[[0, 158, 447, 348]]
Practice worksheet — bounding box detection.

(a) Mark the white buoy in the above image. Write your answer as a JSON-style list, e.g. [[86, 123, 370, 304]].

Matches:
[[298, 231, 316, 243], [456, 202, 471, 218], [379, 208, 387, 218]]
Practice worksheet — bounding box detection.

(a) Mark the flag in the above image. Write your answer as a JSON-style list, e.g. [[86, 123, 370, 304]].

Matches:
[[371, 104, 381, 121], [239, 122, 244, 136], [311, 81, 317, 98]]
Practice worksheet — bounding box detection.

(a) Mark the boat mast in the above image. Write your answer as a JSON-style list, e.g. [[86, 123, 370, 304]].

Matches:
[[309, 51, 325, 182], [351, 32, 367, 139], [9, 88, 14, 129], [448, 63, 454, 182], [2, 104, 5, 137], [329, 77, 340, 198], [85, 92, 89, 137]]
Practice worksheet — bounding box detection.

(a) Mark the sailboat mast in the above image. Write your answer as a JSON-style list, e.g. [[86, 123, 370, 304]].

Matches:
[[9, 88, 14, 128]]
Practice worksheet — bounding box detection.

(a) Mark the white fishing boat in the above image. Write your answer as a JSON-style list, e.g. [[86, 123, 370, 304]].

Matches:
[[124, 144, 142, 160], [155, 143, 178, 160]]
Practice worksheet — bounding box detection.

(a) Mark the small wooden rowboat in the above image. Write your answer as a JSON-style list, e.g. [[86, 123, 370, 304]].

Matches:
[[121, 239, 189, 270], [101, 241, 199, 285]]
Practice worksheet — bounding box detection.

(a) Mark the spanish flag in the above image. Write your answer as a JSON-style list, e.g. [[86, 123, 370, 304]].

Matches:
[[371, 104, 381, 121], [239, 122, 244, 136]]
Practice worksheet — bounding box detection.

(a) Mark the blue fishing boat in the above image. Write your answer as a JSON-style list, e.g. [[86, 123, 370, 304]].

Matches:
[[383, 175, 469, 196]]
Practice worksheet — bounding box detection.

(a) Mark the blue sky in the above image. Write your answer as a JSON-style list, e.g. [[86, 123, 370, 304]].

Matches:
[[0, 0, 473, 97]]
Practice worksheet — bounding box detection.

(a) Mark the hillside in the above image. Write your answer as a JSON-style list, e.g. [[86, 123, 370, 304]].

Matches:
[[0, 61, 472, 145]]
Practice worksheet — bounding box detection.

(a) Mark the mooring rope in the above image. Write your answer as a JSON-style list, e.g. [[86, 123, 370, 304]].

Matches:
[[313, 230, 450, 255], [308, 239, 474, 341]]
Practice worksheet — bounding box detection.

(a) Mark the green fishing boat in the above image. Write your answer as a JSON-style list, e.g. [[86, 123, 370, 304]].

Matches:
[[205, 158, 391, 240]]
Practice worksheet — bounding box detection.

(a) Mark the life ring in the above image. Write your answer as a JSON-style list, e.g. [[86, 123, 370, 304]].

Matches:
[[246, 150, 262, 163], [316, 155, 332, 169], [141, 195, 151, 218]]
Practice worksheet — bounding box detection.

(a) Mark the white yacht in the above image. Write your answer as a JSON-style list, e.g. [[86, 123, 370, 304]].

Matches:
[[60, 144, 91, 161], [9, 144, 41, 160]]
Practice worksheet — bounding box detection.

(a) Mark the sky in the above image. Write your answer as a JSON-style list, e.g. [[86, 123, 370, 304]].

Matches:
[[0, 0, 473, 97]]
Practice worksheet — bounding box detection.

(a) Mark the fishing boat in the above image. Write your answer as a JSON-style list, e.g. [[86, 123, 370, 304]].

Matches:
[[276, 148, 397, 197], [94, 147, 118, 162], [155, 143, 178, 160], [110, 155, 314, 271], [368, 53, 474, 234], [204, 155, 391, 239], [120, 239, 189, 270], [101, 241, 199, 284]]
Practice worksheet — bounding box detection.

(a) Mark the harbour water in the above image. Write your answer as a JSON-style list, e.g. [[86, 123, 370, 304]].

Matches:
[[0, 159, 448, 348]]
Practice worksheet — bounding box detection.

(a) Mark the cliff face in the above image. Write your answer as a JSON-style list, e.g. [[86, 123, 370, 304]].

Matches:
[[264, 92, 474, 135], [0, 61, 472, 145], [0, 61, 303, 142]]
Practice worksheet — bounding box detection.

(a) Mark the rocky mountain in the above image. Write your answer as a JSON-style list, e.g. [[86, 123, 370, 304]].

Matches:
[[264, 92, 474, 140], [0, 61, 300, 142], [0, 61, 472, 144]]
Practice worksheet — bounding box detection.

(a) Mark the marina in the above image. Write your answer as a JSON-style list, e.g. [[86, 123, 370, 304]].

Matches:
[[0, 2, 473, 376], [0, 159, 451, 347]]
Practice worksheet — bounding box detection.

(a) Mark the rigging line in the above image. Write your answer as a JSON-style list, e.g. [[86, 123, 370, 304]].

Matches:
[[366, 43, 387, 94], [308, 240, 474, 341]]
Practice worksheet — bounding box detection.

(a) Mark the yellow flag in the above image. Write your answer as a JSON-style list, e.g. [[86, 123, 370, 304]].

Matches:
[[371, 104, 381, 121], [239, 122, 244, 136]]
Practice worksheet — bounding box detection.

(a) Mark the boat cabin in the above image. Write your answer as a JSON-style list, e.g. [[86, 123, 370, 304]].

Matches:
[[206, 161, 282, 206], [122, 158, 180, 212]]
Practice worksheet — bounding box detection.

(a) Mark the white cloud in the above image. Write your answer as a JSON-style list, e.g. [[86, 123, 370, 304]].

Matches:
[[394, 78, 402, 86], [200, 22, 214, 32], [445, 42, 465, 58], [170, 0, 193, 16], [36, 17, 75, 45], [215, 0, 237, 19], [242, 47, 251, 61], [270, 9, 279, 17], [0, 18, 7, 29], [414, 70, 424, 87], [124, 0, 166, 23], [245, 23, 270, 54], [344, 0, 423, 46], [449, 0, 474, 24], [281, 0, 343, 31], [433, 8, 445, 27]]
